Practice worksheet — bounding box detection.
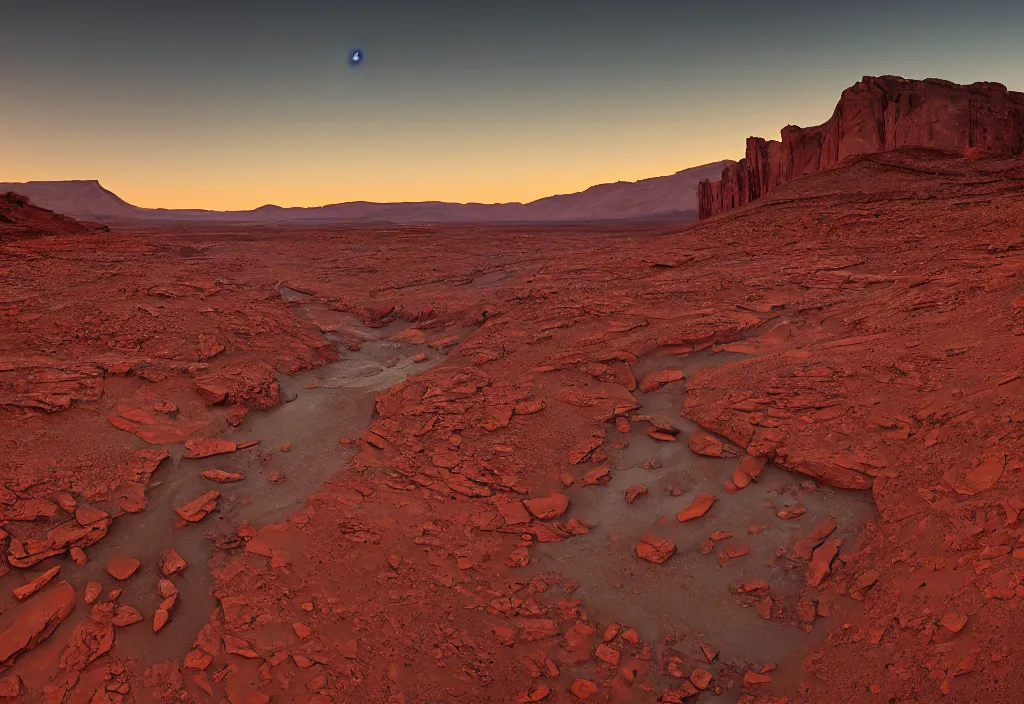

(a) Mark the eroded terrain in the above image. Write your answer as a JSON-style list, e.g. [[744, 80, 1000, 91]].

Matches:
[[2, 150, 1024, 703]]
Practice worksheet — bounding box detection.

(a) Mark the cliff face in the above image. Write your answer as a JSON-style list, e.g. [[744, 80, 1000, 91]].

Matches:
[[698, 76, 1024, 219]]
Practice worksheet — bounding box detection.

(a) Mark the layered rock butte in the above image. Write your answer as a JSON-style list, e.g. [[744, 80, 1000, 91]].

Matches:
[[698, 75, 1024, 218]]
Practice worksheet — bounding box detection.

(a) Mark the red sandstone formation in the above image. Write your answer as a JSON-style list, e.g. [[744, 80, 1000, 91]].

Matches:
[[698, 75, 1024, 218]]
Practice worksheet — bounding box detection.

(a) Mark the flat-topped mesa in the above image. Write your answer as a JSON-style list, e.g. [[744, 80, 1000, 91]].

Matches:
[[697, 75, 1024, 219]]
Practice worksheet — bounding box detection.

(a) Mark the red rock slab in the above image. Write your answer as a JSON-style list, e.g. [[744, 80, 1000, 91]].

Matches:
[[793, 517, 838, 559], [690, 667, 713, 690], [806, 538, 842, 587], [111, 480, 147, 514], [159, 548, 187, 577], [624, 484, 647, 503], [647, 428, 677, 442], [202, 469, 244, 483], [106, 554, 142, 580], [183, 438, 237, 459], [676, 493, 716, 522], [153, 608, 170, 633], [514, 399, 544, 415], [718, 544, 750, 565], [174, 491, 221, 523], [12, 565, 61, 600], [194, 380, 230, 405], [84, 582, 102, 605], [0, 582, 76, 667], [734, 455, 766, 486], [940, 612, 968, 633], [581, 464, 611, 486], [519, 619, 559, 641], [687, 431, 726, 457], [523, 492, 569, 520], [777, 504, 806, 519], [570, 678, 598, 700], [636, 533, 676, 564], [595, 643, 620, 665], [638, 369, 684, 393], [112, 605, 143, 627]]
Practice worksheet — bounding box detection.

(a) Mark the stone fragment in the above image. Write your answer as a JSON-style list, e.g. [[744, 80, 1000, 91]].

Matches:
[[159, 548, 188, 576], [202, 469, 244, 483], [639, 369, 684, 393], [595, 643, 620, 665], [183, 438, 237, 459], [570, 678, 598, 700], [520, 619, 558, 641], [677, 493, 716, 522], [581, 465, 611, 486], [690, 668, 712, 690], [174, 491, 221, 522], [0, 582, 76, 667], [806, 539, 842, 587], [154, 608, 170, 632], [106, 555, 141, 581], [112, 605, 143, 627], [636, 533, 676, 564], [624, 484, 647, 503], [777, 504, 806, 519], [688, 432, 726, 457], [84, 582, 103, 605], [940, 612, 968, 633], [524, 492, 569, 520], [12, 566, 61, 600]]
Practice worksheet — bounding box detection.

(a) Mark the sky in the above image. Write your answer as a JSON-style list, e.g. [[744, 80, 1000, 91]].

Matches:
[[3, 0, 1024, 209]]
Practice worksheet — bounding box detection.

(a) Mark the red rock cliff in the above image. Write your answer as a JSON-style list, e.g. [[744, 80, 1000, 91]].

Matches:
[[697, 75, 1024, 219]]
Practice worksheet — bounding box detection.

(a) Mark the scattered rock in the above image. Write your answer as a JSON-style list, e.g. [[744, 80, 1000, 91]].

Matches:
[[806, 539, 842, 587], [106, 555, 141, 581], [570, 678, 598, 701], [12, 565, 61, 600], [174, 490, 221, 522], [677, 493, 716, 522], [523, 492, 569, 520], [183, 438, 237, 459], [688, 431, 727, 457], [624, 484, 647, 503], [202, 469, 244, 483], [636, 533, 676, 563], [639, 369, 684, 393], [159, 549, 187, 577]]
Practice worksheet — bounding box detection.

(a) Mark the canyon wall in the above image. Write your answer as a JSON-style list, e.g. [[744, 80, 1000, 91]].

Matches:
[[698, 76, 1024, 219]]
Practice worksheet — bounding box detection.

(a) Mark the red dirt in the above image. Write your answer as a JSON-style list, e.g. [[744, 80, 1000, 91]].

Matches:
[[1, 148, 1023, 703]]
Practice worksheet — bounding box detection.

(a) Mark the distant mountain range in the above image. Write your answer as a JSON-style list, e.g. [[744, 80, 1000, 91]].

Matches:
[[0, 160, 733, 225]]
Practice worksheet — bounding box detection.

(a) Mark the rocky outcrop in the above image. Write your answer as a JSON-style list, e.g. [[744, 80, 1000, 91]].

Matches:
[[698, 76, 1024, 218], [0, 191, 108, 236]]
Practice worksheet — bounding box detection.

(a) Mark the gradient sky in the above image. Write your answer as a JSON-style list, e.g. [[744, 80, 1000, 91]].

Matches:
[[3, 0, 1024, 209]]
